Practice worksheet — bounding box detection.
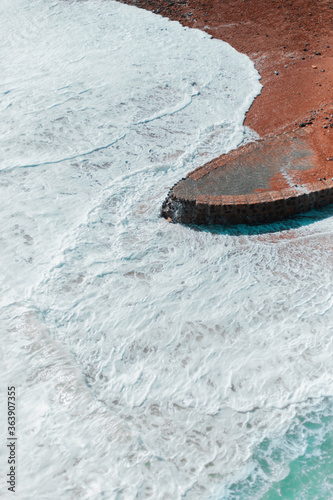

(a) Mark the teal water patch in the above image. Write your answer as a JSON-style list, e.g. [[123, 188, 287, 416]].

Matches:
[[227, 398, 333, 499]]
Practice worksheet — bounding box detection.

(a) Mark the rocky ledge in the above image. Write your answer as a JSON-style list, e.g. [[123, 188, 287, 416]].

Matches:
[[161, 127, 333, 224]]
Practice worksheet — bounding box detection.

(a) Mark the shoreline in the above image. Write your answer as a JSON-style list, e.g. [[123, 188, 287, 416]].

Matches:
[[119, 0, 333, 137], [120, 0, 333, 224]]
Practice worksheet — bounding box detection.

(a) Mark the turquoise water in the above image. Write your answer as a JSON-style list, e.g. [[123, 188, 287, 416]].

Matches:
[[228, 398, 333, 499]]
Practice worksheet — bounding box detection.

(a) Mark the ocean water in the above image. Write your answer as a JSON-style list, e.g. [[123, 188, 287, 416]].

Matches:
[[1, 0, 333, 498]]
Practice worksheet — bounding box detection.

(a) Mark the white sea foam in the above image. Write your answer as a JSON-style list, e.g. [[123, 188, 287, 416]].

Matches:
[[1, 0, 333, 499]]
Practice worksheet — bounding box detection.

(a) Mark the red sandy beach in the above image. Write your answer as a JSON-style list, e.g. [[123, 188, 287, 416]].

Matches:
[[119, 0, 333, 136], [120, 0, 333, 222]]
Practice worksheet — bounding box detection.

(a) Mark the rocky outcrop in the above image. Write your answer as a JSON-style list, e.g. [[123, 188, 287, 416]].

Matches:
[[161, 128, 333, 224]]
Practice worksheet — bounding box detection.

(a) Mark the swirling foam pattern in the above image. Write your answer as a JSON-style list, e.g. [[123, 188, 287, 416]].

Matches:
[[1, 0, 332, 499]]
